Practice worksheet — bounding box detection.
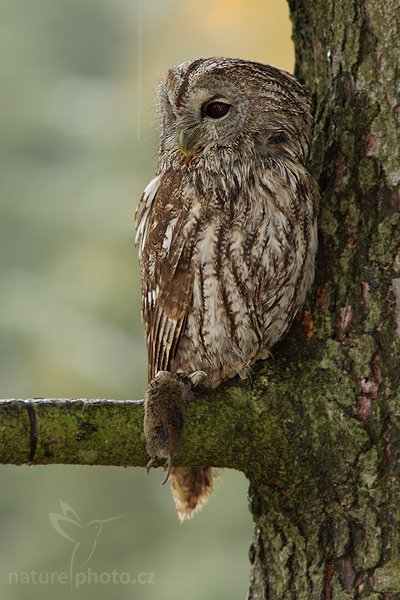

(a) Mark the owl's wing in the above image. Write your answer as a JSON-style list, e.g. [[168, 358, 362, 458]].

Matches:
[[135, 170, 195, 381]]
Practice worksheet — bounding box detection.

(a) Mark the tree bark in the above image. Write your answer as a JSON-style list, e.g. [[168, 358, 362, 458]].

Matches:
[[247, 0, 400, 597]]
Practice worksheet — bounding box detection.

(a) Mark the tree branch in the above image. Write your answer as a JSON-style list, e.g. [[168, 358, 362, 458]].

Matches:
[[0, 383, 261, 470], [0, 347, 371, 520], [0, 398, 145, 467]]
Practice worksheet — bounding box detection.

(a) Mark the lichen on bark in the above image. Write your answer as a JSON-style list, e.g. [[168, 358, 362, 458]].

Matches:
[[245, 0, 400, 597]]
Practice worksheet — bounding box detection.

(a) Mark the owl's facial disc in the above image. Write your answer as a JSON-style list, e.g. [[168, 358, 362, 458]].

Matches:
[[178, 92, 239, 157], [174, 73, 251, 157], [178, 99, 231, 156]]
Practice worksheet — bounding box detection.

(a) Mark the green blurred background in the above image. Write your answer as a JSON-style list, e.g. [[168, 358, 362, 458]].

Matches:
[[0, 1, 293, 598]]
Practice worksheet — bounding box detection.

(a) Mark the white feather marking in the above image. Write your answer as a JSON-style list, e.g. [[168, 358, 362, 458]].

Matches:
[[162, 217, 178, 251], [144, 286, 159, 308], [135, 174, 162, 254], [269, 234, 281, 255], [197, 223, 217, 263]]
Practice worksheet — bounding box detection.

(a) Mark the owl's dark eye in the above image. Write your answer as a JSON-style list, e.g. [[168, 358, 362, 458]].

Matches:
[[203, 101, 231, 119]]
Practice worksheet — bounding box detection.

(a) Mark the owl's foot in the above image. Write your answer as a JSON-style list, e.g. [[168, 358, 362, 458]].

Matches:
[[176, 369, 208, 389], [237, 348, 272, 386], [238, 364, 254, 386], [255, 348, 272, 362]]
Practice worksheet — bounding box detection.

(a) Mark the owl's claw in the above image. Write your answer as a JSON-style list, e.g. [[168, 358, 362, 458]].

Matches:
[[188, 370, 208, 387], [155, 370, 171, 379], [246, 365, 254, 389], [177, 370, 208, 389], [238, 365, 252, 381]]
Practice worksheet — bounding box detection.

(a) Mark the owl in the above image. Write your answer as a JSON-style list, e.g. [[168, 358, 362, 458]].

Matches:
[[135, 57, 319, 521]]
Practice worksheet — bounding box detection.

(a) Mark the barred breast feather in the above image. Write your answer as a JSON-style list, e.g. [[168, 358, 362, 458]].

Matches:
[[135, 152, 318, 387]]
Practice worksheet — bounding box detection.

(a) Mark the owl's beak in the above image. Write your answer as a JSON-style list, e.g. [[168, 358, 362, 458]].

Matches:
[[178, 127, 200, 157]]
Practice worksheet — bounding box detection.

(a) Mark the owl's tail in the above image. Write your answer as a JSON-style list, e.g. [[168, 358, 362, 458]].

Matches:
[[170, 467, 213, 521]]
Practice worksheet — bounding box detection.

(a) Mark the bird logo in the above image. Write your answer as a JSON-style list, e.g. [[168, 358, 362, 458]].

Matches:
[[49, 501, 123, 588]]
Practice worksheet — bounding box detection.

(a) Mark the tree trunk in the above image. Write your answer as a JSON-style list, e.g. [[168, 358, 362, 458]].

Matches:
[[247, 0, 400, 597]]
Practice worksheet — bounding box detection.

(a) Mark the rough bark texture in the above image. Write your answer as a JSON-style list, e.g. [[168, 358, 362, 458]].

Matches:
[[247, 0, 400, 597]]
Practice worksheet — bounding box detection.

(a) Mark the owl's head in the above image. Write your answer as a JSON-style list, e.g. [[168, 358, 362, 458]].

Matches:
[[157, 57, 312, 165]]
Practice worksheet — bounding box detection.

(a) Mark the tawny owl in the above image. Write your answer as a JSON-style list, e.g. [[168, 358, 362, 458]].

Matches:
[[135, 57, 319, 521]]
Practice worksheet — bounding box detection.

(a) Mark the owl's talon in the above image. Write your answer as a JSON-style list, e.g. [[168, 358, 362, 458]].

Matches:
[[188, 370, 208, 388], [257, 348, 272, 361], [161, 454, 173, 486], [155, 370, 170, 379], [177, 370, 208, 389]]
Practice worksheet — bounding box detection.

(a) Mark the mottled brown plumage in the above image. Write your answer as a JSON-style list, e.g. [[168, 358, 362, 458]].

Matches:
[[135, 57, 319, 521]]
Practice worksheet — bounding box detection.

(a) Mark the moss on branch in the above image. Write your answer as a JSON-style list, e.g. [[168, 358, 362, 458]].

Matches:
[[0, 347, 372, 521]]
